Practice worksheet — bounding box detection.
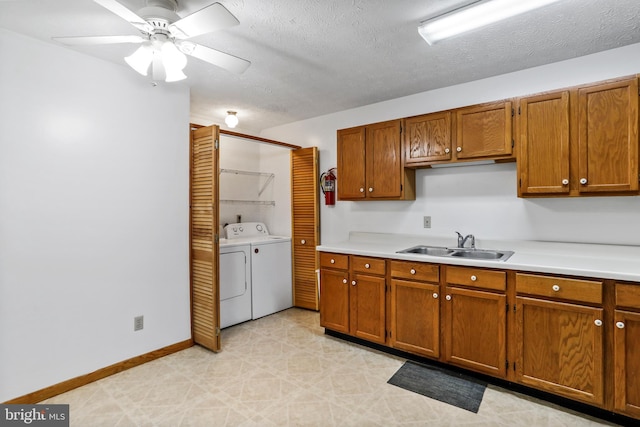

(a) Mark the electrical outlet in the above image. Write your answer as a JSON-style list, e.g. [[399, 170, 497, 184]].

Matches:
[[423, 216, 431, 228], [134, 315, 144, 331]]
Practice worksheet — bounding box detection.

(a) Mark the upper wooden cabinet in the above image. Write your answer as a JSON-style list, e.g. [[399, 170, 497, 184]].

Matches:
[[337, 120, 415, 201], [518, 76, 639, 197], [518, 91, 571, 196], [578, 78, 639, 194], [403, 101, 514, 167], [405, 111, 453, 164], [455, 101, 514, 160]]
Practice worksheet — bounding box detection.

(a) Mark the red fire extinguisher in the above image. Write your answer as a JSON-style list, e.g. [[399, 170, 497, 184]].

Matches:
[[320, 168, 337, 206]]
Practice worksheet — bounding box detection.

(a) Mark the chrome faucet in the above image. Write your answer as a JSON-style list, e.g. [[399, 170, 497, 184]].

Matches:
[[455, 231, 476, 249]]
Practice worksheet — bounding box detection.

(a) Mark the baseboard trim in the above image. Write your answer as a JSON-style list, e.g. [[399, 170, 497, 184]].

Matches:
[[4, 339, 193, 404]]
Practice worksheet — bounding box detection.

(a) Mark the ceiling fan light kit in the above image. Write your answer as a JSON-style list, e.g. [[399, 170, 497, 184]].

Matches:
[[418, 0, 563, 45], [53, 0, 251, 83]]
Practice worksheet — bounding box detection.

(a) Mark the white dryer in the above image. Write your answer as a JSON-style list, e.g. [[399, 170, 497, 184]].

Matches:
[[224, 222, 293, 319], [219, 239, 252, 329]]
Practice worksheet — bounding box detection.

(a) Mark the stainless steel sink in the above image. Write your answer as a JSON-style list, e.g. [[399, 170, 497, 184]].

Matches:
[[397, 245, 514, 262], [400, 246, 454, 256]]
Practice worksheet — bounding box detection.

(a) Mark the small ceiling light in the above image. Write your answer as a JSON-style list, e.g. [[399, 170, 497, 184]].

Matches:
[[418, 0, 563, 45], [225, 111, 239, 128], [161, 41, 187, 82], [124, 40, 187, 82]]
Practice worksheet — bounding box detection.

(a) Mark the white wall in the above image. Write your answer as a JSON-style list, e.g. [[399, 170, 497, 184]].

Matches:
[[261, 43, 640, 247], [0, 29, 191, 402], [219, 135, 291, 237]]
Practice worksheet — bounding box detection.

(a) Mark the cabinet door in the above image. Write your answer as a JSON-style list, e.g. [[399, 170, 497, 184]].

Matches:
[[350, 272, 386, 344], [319, 269, 350, 333], [390, 279, 440, 358], [405, 112, 452, 164], [578, 78, 639, 193], [455, 101, 513, 160], [518, 91, 570, 195], [443, 286, 507, 378], [614, 310, 640, 417], [366, 120, 402, 198], [337, 126, 366, 199], [516, 296, 604, 405]]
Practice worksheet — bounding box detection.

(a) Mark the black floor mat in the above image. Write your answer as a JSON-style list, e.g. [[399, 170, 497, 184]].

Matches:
[[387, 361, 487, 413]]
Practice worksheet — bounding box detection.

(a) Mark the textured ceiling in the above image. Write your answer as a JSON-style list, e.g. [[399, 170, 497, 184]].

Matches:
[[1, 0, 640, 132]]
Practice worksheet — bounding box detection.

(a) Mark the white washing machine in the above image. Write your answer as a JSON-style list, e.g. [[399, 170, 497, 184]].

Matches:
[[219, 239, 252, 329], [225, 222, 293, 319]]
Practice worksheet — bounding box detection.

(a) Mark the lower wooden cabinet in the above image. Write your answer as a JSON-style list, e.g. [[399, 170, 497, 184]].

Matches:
[[443, 266, 507, 378], [319, 251, 640, 421], [319, 253, 386, 344], [515, 273, 605, 406], [614, 283, 640, 418]]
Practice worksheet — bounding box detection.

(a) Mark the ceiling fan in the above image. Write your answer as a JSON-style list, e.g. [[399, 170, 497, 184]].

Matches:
[[54, 0, 251, 82]]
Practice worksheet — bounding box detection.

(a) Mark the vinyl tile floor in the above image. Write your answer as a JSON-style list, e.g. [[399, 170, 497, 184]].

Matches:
[[41, 308, 619, 426]]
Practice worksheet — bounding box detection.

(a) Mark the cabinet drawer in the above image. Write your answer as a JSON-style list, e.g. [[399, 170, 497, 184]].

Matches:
[[390, 260, 439, 282], [446, 266, 506, 291], [616, 283, 640, 310], [319, 252, 349, 270], [516, 273, 602, 305], [352, 256, 386, 275]]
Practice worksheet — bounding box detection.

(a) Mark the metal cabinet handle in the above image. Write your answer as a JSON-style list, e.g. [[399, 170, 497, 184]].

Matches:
[[594, 319, 603, 327], [456, 147, 462, 152], [330, 259, 335, 264], [445, 295, 452, 301], [433, 293, 438, 299], [351, 280, 356, 286], [342, 278, 347, 284], [364, 263, 370, 269], [301, 239, 306, 245], [368, 187, 373, 192], [470, 275, 477, 282], [580, 178, 588, 185], [445, 148, 450, 154], [552, 284, 560, 292], [616, 321, 625, 329], [410, 268, 416, 275], [562, 179, 569, 185]]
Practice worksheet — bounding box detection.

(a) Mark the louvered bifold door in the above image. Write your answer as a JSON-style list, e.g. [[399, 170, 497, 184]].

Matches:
[[190, 125, 221, 351], [291, 147, 320, 310]]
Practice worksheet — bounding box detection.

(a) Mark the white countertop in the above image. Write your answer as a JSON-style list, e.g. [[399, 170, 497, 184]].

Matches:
[[316, 232, 640, 282]]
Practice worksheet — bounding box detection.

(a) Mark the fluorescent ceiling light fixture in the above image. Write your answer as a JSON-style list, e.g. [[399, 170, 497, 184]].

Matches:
[[225, 111, 239, 128], [418, 0, 563, 45]]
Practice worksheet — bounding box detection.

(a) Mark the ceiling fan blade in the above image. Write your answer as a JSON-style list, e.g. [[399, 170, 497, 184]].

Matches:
[[94, 0, 153, 33], [53, 35, 145, 46], [180, 42, 250, 74], [169, 3, 239, 39]]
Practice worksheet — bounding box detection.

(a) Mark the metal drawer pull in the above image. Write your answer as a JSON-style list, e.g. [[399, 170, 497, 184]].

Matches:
[[351, 280, 356, 286], [470, 275, 477, 281], [342, 278, 347, 284], [445, 295, 452, 301], [616, 322, 625, 329], [552, 284, 560, 292], [594, 319, 603, 327], [432, 293, 438, 299], [330, 259, 335, 264], [410, 268, 416, 275], [365, 263, 370, 269]]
